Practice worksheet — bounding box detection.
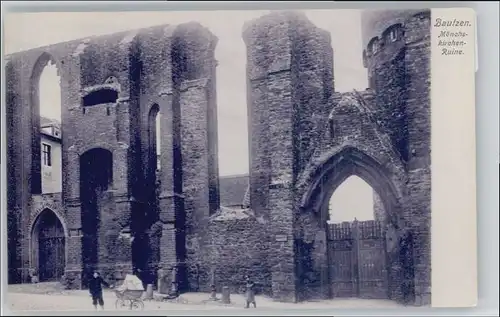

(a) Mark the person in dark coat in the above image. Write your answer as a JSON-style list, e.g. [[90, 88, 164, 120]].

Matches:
[[244, 275, 256, 308], [89, 271, 111, 310]]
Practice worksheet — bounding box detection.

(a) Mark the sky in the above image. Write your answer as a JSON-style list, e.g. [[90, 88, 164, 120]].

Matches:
[[5, 10, 375, 222]]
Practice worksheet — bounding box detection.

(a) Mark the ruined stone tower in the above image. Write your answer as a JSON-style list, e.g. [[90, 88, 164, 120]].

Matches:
[[362, 9, 432, 305], [243, 11, 335, 302]]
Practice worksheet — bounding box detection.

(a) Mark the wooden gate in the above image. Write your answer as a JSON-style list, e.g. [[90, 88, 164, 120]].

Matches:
[[38, 211, 66, 281], [327, 220, 389, 299]]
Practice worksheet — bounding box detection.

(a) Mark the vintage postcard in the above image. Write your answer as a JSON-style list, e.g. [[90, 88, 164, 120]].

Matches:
[[2, 6, 477, 314]]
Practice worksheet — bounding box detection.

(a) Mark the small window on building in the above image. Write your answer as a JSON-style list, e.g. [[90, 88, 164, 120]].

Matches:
[[42, 143, 52, 167], [389, 29, 398, 42]]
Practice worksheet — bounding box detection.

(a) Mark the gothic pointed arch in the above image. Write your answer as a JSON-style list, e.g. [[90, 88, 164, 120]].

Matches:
[[299, 145, 403, 227], [30, 208, 66, 281]]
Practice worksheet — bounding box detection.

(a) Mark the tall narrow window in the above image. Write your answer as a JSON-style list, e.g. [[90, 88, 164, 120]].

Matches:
[[42, 143, 52, 167], [389, 29, 398, 42], [156, 113, 161, 171], [148, 104, 161, 174]]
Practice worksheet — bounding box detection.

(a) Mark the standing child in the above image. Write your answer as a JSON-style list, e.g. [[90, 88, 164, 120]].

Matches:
[[244, 275, 256, 308], [29, 268, 39, 284], [89, 271, 111, 310]]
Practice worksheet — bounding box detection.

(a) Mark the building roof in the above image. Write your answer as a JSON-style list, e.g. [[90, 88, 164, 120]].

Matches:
[[40, 116, 62, 141], [40, 116, 60, 128], [219, 174, 249, 207]]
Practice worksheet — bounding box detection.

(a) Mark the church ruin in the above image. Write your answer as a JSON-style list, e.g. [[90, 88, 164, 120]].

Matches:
[[5, 9, 431, 306]]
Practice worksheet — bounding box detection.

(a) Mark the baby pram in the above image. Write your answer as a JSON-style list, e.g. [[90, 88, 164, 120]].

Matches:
[[114, 274, 145, 310]]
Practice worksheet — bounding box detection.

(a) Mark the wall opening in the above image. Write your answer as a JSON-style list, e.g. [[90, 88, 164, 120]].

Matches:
[[79, 148, 113, 287], [33, 55, 63, 195], [147, 104, 160, 212], [31, 209, 65, 282], [296, 147, 401, 301], [82, 88, 118, 107], [328, 175, 376, 223], [150, 106, 161, 172]]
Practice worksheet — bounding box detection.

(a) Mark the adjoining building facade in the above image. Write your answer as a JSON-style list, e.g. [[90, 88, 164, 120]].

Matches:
[[40, 117, 63, 194], [5, 10, 431, 306]]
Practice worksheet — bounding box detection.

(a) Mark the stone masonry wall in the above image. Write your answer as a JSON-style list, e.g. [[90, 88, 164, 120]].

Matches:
[[402, 11, 432, 306], [6, 42, 82, 283], [292, 19, 335, 175], [171, 23, 219, 291], [138, 25, 177, 281], [6, 58, 23, 284], [69, 31, 141, 286], [188, 209, 271, 295], [373, 191, 386, 221], [244, 13, 298, 302], [364, 25, 409, 162]]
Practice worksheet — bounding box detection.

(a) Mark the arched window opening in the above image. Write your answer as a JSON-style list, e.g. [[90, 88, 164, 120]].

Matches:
[[383, 24, 403, 43], [156, 112, 161, 171], [389, 29, 398, 42], [38, 60, 63, 195], [39, 63, 61, 123], [367, 37, 380, 55], [147, 104, 161, 173], [328, 175, 378, 223], [82, 88, 118, 107], [372, 40, 379, 54]]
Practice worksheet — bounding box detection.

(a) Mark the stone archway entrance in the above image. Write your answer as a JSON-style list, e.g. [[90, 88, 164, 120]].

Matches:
[[32, 209, 66, 281], [297, 146, 405, 301]]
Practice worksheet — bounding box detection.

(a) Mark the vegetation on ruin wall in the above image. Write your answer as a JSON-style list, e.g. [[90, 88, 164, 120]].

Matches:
[[373, 48, 410, 164]]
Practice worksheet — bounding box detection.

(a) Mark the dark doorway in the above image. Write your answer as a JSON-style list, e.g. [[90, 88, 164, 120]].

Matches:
[[80, 148, 113, 286], [36, 209, 65, 281]]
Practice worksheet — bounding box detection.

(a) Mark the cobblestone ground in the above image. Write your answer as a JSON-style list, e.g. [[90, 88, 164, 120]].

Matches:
[[6, 283, 403, 313]]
